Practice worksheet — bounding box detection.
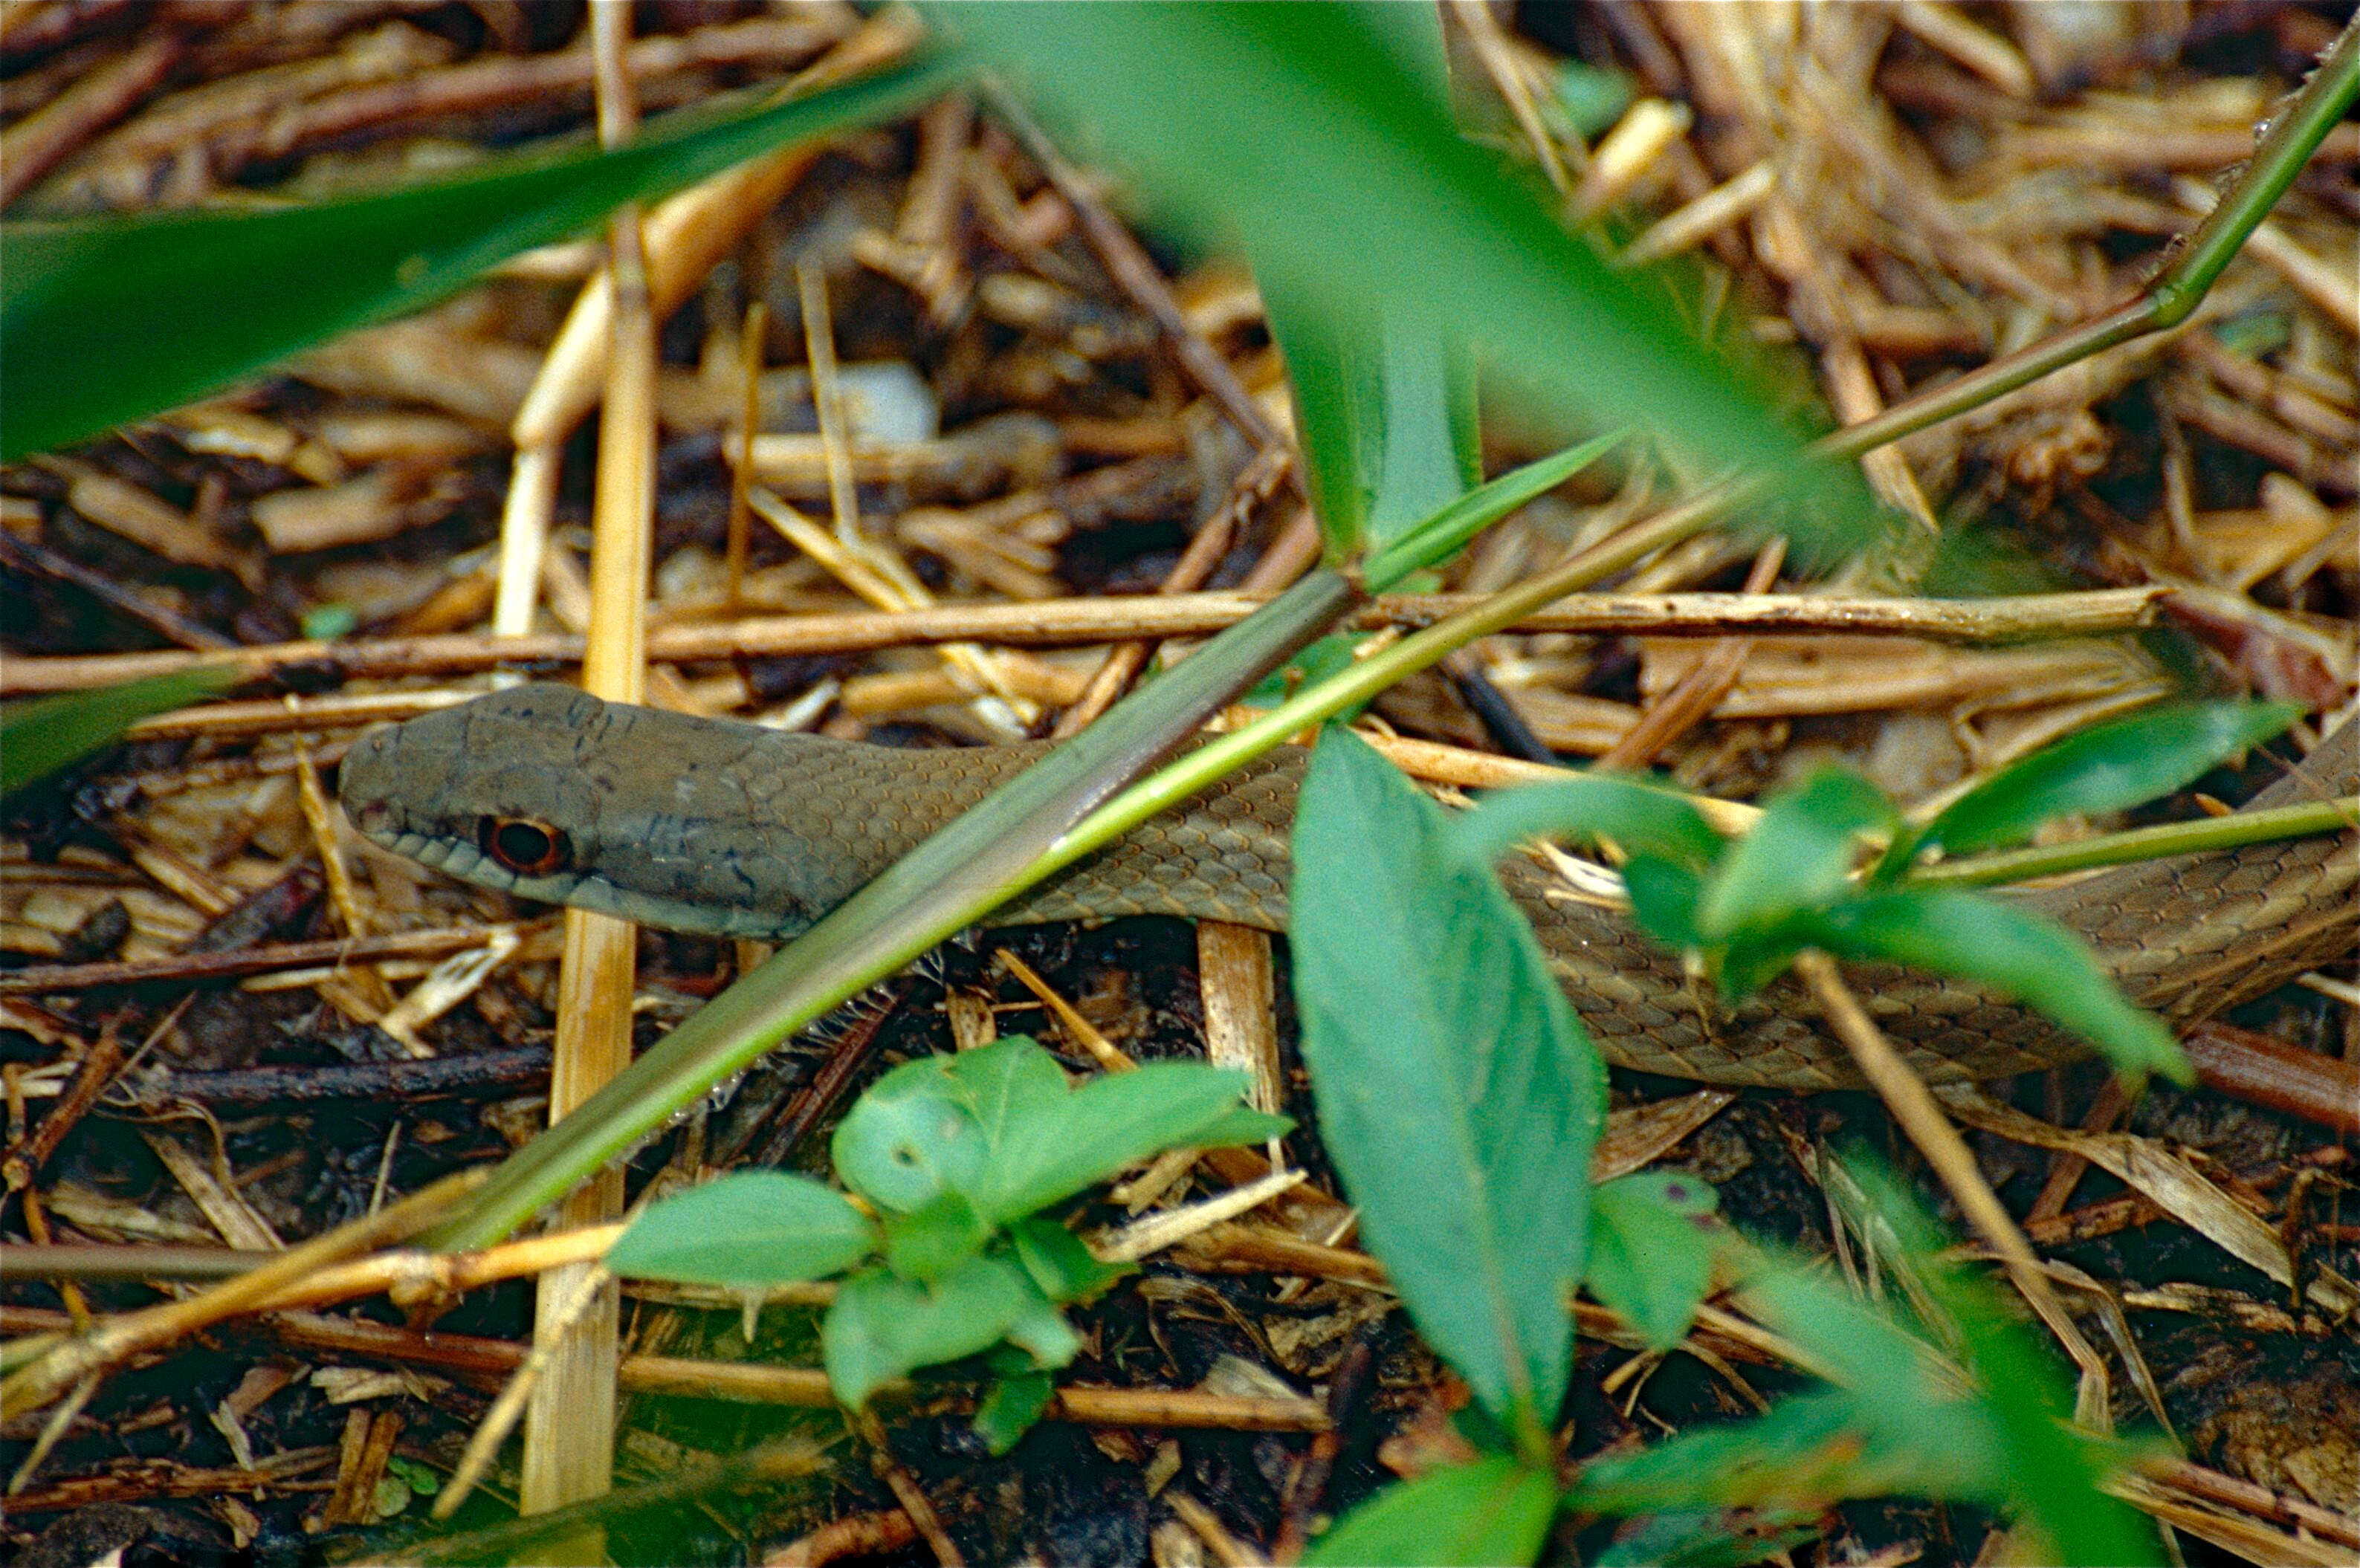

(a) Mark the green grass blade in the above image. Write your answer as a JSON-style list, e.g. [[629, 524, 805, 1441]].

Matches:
[[1, 667, 239, 799], [1362, 430, 1626, 592], [1256, 1, 1477, 566], [936, 3, 1833, 500], [1, 56, 953, 461]]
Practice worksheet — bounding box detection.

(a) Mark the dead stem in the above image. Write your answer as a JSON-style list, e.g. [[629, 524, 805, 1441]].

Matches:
[[1791, 950, 2114, 1424]]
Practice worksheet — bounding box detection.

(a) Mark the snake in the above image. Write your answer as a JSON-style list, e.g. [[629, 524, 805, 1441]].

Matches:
[[338, 683, 2356, 1091]]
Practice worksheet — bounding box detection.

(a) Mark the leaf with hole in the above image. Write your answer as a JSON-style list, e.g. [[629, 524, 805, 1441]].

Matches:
[[830, 1058, 992, 1214], [1585, 1173, 1721, 1352]]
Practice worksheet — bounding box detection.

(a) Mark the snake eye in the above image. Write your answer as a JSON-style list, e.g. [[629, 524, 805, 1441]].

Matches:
[[479, 816, 571, 878]]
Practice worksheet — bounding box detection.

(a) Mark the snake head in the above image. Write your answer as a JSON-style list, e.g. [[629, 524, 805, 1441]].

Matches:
[[339, 683, 885, 941]]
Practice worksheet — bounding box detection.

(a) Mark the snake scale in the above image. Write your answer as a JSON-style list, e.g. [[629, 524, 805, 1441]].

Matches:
[[340, 684, 2356, 1090]]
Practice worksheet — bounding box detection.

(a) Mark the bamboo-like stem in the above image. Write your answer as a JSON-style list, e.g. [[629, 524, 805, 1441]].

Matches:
[[518, 0, 648, 1528]]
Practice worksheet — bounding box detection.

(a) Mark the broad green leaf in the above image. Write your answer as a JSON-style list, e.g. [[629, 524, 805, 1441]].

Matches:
[[1362, 430, 1629, 592], [883, 1192, 992, 1284], [1453, 768, 1723, 872], [1697, 770, 1895, 942], [1592, 1509, 1819, 1568], [1904, 700, 2303, 867], [938, 1034, 1072, 1151], [2, 58, 953, 463], [1009, 1215, 1132, 1304], [1, 667, 239, 800], [938, 4, 1846, 513], [974, 1059, 1283, 1224], [1585, 1173, 1721, 1352], [1001, 1286, 1083, 1370], [607, 1173, 874, 1289], [1808, 890, 2190, 1085], [830, 1059, 992, 1214], [1290, 726, 1605, 1444], [974, 1366, 1056, 1456], [1305, 1456, 1561, 1568], [821, 1254, 1038, 1410]]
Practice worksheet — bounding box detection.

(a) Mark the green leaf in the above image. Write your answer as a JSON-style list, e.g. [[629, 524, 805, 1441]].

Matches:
[[1570, 1388, 1996, 1514], [1591, 1509, 1819, 1568], [1906, 700, 2303, 867], [1586, 1173, 1721, 1352], [1, 667, 240, 800], [1258, 1, 1474, 567], [1808, 890, 2190, 1086], [821, 1254, 1040, 1410], [1622, 857, 1707, 949], [1362, 430, 1629, 592], [830, 1059, 993, 1215], [607, 1173, 875, 1289], [1001, 1286, 1082, 1370], [938, 3, 1846, 514], [1290, 726, 1605, 1445], [1698, 770, 1895, 942], [974, 1366, 1056, 1456], [1009, 1215, 1132, 1305], [1, 56, 953, 461], [974, 1058, 1280, 1224], [1555, 62, 1635, 140], [938, 1034, 1073, 1152], [883, 1192, 992, 1284], [1834, 1159, 2165, 1567], [1305, 1456, 1561, 1568], [1268, 285, 1479, 566], [1452, 768, 1724, 872]]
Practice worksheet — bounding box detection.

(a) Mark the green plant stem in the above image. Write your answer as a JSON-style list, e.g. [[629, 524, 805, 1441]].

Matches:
[[2153, 14, 2359, 325], [1911, 798, 2356, 888]]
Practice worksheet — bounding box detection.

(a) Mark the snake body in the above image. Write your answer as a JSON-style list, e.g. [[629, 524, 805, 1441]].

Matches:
[[340, 684, 2356, 1090]]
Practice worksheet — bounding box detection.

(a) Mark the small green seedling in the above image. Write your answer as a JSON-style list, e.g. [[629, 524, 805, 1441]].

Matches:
[[607, 1034, 1289, 1452], [1287, 699, 2292, 1565]]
